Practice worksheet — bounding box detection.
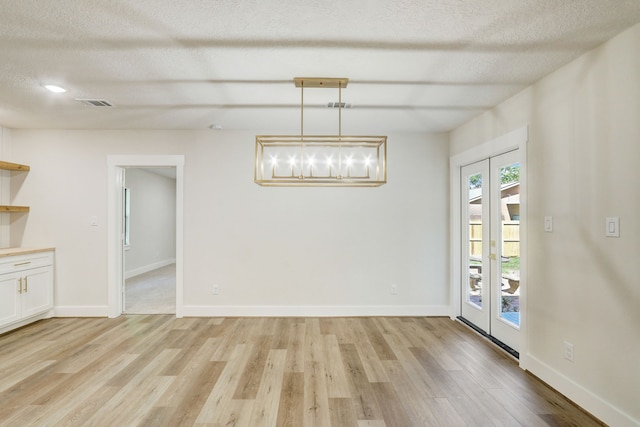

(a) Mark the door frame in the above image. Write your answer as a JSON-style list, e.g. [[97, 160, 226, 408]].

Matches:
[[107, 155, 185, 318], [450, 126, 528, 367]]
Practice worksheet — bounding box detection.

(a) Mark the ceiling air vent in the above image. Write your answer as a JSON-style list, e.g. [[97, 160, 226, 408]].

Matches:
[[326, 102, 352, 109], [76, 98, 113, 107]]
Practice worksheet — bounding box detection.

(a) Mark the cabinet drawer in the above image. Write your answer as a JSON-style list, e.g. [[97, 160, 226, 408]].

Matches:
[[0, 252, 53, 274]]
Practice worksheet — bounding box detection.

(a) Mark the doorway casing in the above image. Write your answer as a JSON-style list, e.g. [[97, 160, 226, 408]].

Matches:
[[449, 126, 528, 368], [107, 155, 185, 318]]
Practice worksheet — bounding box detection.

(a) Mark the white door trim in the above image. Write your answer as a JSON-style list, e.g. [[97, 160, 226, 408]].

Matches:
[[450, 126, 528, 366], [107, 155, 185, 318]]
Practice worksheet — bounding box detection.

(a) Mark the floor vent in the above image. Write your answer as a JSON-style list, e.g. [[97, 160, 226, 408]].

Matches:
[[326, 102, 352, 109], [76, 99, 113, 107]]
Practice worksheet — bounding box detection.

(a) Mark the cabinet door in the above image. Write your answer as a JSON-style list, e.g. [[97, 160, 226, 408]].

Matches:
[[21, 266, 53, 318], [0, 272, 22, 326]]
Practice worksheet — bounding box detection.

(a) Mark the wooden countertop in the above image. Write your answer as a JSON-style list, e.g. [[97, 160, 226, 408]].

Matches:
[[0, 247, 55, 258]]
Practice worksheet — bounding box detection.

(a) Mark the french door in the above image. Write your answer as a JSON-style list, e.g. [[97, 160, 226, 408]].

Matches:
[[460, 150, 521, 353]]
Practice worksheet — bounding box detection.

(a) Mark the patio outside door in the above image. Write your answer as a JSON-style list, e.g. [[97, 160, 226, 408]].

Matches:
[[460, 150, 521, 353]]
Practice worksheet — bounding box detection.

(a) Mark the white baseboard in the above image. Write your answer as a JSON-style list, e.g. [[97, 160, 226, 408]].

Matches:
[[52, 304, 449, 319], [54, 306, 110, 317], [124, 258, 175, 279], [526, 354, 638, 427], [181, 305, 450, 317]]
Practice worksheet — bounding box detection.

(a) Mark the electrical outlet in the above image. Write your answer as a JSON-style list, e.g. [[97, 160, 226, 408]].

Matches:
[[563, 341, 574, 362], [391, 284, 398, 295], [212, 285, 220, 295]]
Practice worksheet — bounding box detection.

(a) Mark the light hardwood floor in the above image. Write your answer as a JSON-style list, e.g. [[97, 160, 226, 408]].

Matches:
[[0, 316, 602, 426]]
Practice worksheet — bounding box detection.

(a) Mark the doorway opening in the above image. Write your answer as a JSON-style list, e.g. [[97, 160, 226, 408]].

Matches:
[[107, 155, 185, 318], [123, 167, 177, 314]]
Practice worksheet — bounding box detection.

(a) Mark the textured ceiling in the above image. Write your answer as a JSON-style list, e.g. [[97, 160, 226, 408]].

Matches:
[[1, 0, 639, 134]]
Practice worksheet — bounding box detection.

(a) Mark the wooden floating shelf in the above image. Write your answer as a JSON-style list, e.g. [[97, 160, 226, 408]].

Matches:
[[0, 161, 30, 172], [0, 205, 29, 212], [0, 161, 30, 212]]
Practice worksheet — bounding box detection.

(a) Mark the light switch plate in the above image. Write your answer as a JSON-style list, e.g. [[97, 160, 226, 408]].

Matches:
[[544, 216, 553, 232], [605, 217, 619, 237]]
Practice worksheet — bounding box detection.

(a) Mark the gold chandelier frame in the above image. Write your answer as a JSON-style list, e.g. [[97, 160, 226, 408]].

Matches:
[[254, 77, 387, 187]]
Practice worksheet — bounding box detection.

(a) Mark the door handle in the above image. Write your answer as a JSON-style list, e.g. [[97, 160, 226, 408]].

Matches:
[[18, 277, 23, 294], [24, 277, 28, 292]]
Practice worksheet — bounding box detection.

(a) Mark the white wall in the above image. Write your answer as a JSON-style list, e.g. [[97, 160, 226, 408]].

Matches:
[[450, 23, 640, 427], [0, 127, 11, 248], [8, 130, 449, 316], [124, 168, 176, 278]]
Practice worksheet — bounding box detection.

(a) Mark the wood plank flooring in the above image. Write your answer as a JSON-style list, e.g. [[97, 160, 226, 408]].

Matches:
[[0, 316, 602, 427]]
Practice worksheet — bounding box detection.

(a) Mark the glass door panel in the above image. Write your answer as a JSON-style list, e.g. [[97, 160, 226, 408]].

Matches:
[[460, 160, 490, 333], [490, 150, 520, 351], [468, 176, 482, 310]]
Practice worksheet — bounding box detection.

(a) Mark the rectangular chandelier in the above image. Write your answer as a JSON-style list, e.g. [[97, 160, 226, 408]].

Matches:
[[254, 77, 387, 187], [254, 135, 387, 187]]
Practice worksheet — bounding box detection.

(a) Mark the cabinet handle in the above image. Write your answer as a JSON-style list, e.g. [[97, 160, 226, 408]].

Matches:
[[14, 261, 31, 267], [18, 277, 23, 294], [24, 277, 28, 292]]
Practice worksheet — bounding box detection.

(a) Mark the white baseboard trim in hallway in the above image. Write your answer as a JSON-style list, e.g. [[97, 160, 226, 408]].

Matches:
[[124, 258, 176, 279]]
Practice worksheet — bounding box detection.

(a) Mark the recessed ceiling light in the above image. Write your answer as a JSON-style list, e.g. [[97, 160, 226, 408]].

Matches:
[[42, 84, 68, 93]]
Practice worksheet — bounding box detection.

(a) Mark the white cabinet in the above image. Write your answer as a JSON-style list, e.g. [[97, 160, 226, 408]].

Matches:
[[0, 250, 54, 334], [0, 271, 21, 325]]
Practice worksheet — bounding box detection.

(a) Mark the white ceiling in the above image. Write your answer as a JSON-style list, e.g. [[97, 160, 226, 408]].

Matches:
[[1, 0, 639, 134]]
